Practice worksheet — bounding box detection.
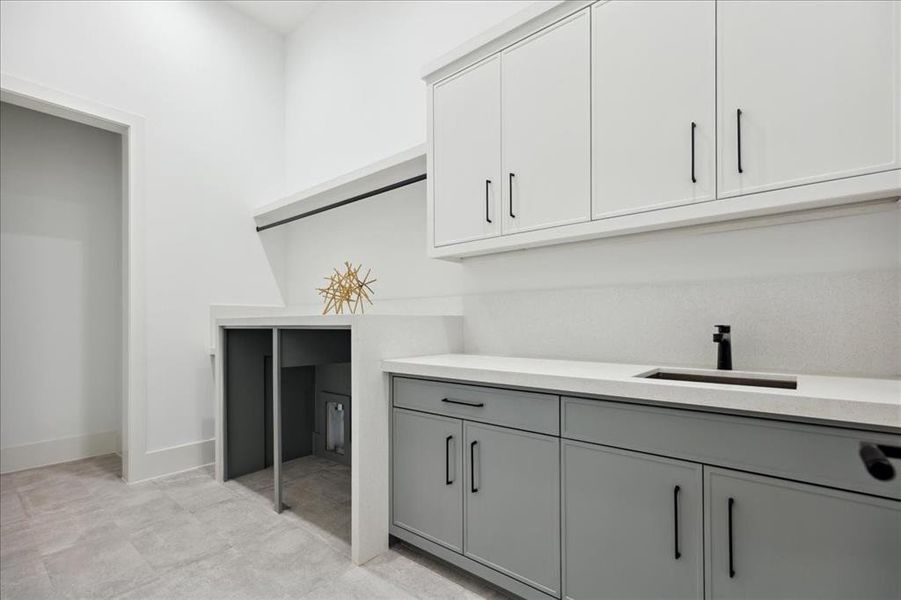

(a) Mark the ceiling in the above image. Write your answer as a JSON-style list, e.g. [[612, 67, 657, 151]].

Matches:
[[224, 1, 323, 35]]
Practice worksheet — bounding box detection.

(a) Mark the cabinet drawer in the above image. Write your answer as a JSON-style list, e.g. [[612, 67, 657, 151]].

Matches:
[[393, 377, 559, 435], [562, 396, 901, 500]]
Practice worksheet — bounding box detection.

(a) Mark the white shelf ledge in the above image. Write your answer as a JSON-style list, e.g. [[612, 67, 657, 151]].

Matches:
[[254, 144, 426, 231]]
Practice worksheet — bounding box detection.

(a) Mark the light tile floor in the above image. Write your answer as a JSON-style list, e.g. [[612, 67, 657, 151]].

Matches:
[[0, 455, 511, 599]]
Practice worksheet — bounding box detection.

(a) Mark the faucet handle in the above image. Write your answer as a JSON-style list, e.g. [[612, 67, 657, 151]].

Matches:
[[714, 324, 731, 334], [713, 332, 724, 343]]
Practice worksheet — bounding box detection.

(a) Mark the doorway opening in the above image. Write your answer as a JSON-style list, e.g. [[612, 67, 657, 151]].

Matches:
[[0, 101, 124, 475]]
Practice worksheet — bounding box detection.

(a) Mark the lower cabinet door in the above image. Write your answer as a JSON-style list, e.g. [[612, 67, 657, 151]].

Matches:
[[464, 422, 561, 596], [706, 468, 901, 599], [392, 409, 463, 552], [563, 441, 703, 600]]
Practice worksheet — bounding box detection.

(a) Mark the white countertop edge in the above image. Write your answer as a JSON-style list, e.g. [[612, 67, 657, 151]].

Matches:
[[215, 314, 354, 328], [208, 306, 464, 350], [381, 355, 901, 432], [212, 313, 464, 328]]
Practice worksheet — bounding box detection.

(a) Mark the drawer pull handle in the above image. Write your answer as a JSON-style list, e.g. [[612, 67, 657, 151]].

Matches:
[[445, 435, 454, 485], [441, 397, 485, 408], [470, 440, 479, 493], [860, 442, 900, 481], [728, 497, 735, 578], [673, 485, 681, 560]]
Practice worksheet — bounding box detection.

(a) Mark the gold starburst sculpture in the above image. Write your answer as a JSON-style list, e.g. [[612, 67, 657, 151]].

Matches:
[[317, 262, 377, 315]]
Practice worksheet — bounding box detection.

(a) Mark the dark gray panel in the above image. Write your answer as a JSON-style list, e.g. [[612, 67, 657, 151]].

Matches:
[[280, 329, 350, 367], [225, 329, 272, 479], [281, 366, 315, 462], [264, 355, 273, 467]]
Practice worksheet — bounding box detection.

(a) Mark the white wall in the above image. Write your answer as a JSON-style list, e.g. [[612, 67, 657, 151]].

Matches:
[[281, 0, 901, 378], [0, 1, 286, 474], [284, 0, 539, 191], [277, 180, 464, 313], [0, 102, 122, 471]]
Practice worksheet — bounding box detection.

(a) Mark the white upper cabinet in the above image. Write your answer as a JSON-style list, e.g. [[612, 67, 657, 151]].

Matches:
[[501, 10, 591, 234], [432, 56, 501, 246], [717, 0, 901, 198], [592, 1, 715, 219], [424, 0, 901, 258]]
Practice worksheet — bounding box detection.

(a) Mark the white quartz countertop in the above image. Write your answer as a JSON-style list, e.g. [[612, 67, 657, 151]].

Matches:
[[382, 354, 901, 432]]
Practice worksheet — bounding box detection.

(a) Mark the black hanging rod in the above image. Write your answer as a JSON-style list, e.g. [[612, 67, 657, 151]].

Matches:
[[256, 172, 427, 232]]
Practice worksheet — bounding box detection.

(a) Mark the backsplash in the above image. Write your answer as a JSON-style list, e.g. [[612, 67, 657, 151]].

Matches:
[[462, 269, 899, 378]]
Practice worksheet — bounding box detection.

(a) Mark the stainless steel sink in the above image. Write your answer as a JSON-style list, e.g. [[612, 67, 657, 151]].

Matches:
[[640, 369, 797, 389]]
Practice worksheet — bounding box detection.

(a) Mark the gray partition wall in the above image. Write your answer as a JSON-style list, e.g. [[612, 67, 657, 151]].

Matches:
[[225, 329, 272, 479]]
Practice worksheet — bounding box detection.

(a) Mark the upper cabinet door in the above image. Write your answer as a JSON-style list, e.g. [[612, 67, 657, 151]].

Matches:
[[592, 1, 715, 219], [717, 1, 901, 198], [433, 56, 501, 247], [501, 10, 591, 235]]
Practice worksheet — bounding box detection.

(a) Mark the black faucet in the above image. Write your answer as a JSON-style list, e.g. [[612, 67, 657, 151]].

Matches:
[[713, 325, 732, 370]]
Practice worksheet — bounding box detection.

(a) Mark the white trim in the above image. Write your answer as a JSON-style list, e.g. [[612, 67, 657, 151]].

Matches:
[[125, 461, 213, 485], [253, 144, 426, 229], [429, 170, 901, 259], [1, 73, 148, 482], [0, 431, 120, 474], [128, 439, 216, 484]]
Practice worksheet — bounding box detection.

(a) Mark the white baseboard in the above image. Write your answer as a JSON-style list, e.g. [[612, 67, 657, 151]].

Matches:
[[0, 430, 120, 474], [129, 438, 215, 483]]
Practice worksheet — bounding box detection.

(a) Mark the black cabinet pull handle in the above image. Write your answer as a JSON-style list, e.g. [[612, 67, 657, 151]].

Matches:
[[728, 497, 736, 578], [860, 442, 900, 481], [673, 485, 681, 559], [736, 109, 743, 174], [690, 122, 697, 184], [470, 440, 479, 493], [485, 180, 492, 224], [445, 435, 453, 485], [441, 397, 484, 408], [508, 173, 516, 218]]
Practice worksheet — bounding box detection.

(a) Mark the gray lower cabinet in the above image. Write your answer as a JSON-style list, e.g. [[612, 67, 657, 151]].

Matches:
[[706, 468, 901, 600], [562, 441, 703, 600], [392, 409, 463, 552], [464, 421, 561, 597], [391, 378, 900, 600]]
